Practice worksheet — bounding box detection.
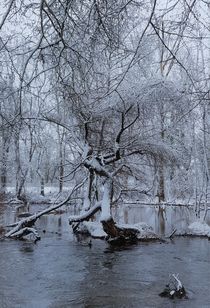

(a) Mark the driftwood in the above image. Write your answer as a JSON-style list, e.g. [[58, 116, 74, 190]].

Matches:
[[5, 181, 85, 240], [159, 274, 187, 299], [168, 228, 177, 239], [9, 227, 41, 242]]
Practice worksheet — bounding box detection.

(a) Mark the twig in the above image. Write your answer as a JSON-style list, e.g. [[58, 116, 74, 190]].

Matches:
[[168, 228, 177, 239]]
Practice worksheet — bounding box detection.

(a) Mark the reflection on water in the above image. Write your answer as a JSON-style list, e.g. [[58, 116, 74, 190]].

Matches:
[[0, 203, 210, 307], [114, 203, 210, 236]]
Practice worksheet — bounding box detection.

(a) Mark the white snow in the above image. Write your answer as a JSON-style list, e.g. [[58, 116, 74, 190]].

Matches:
[[83, 221, 106, 238], [172, 274, 182, 290], [117, 222, 159, 239], [77, 221, 106, 238], [9, 227, 40, 239], [68, 203, 101, 223], [118, 222, 153, 232], [100, 182, 112, 222], [186, 220, 210, 237]]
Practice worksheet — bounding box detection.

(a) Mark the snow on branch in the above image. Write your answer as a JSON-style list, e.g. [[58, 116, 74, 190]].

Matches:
[[159, 274, 187, 299], [172, 274, 183, 291], [0, 0, 15, 31], [84, 157, 112, 178], [5, 179, 86, 239], [69, 203, 101, 224], [127, 141, 184, 165], [9, 227, 40, 241]]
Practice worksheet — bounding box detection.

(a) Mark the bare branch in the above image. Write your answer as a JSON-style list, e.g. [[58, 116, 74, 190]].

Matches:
[[0, 0, 15, 31]]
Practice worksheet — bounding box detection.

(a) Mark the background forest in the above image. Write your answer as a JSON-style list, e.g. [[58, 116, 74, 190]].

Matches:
[[0, 0, 210, 217]]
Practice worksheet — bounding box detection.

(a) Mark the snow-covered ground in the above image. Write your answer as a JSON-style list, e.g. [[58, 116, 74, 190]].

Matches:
[[182, 220, 210, 238]]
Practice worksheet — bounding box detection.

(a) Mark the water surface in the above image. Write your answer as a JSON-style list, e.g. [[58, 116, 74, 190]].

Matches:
[[0, 203, 210, 307]]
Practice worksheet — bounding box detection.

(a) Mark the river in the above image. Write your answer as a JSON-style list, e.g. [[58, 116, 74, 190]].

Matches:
[[0, 203, 210, 307]]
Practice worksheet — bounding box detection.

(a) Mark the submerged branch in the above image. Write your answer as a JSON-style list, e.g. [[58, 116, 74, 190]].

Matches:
[[9, 227, 41, 241], [159, 274, 187, 299], [168, 228, 177, 239], [5, 180, 86, 239]]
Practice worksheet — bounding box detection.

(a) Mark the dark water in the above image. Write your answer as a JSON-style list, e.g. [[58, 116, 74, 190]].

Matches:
[[0, 203, 210, 308]]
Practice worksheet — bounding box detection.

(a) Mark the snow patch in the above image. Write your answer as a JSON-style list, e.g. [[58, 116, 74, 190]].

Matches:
[[100, 182, 112, 222], [187, 220, 210, 237], [117, 222, 159, 239], [77, 221, 106, 238], [118, 222, 153, 232]]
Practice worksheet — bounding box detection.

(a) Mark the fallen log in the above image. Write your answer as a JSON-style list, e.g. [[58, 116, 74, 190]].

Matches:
[[102, 218, 161, 244], [9, 227, 41, 242], [5, 181, 85, 240]]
